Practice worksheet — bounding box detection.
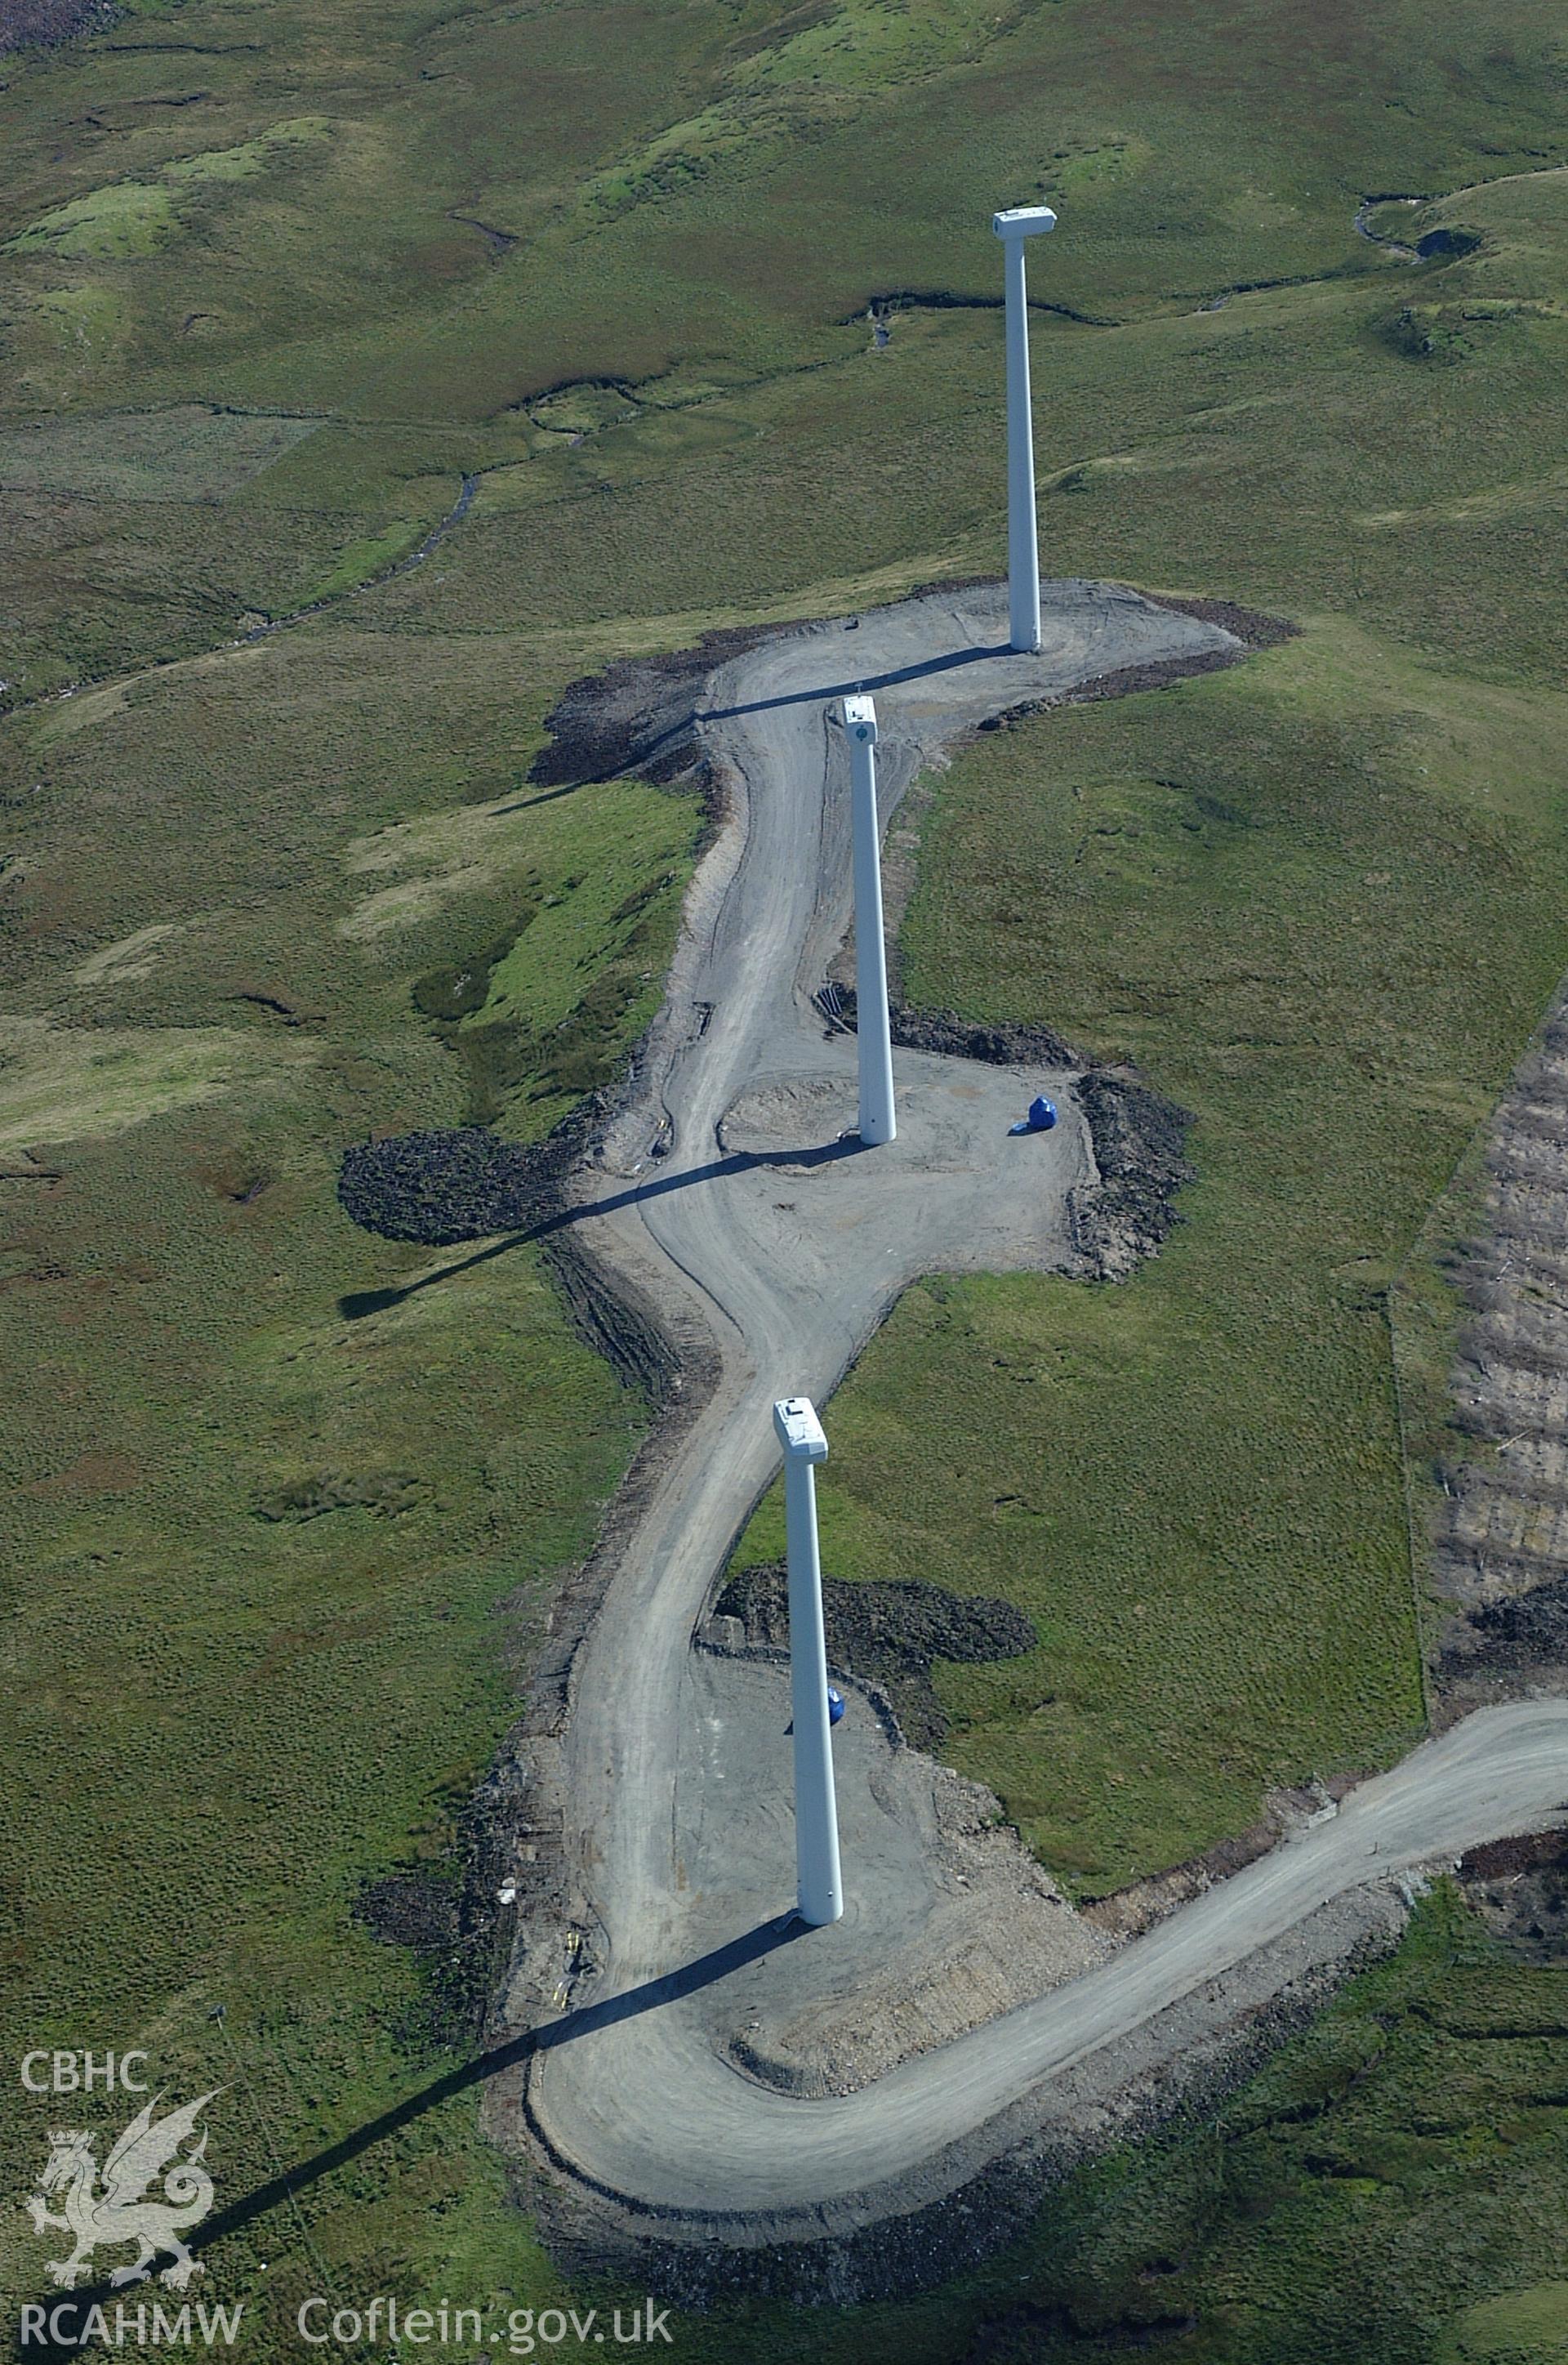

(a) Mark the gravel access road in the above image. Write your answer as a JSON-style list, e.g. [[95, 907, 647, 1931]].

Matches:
[[517, 582, 1568, 2243]]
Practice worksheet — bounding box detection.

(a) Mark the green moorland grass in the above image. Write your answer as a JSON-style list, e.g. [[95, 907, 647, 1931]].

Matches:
[[2, 0, 1566, 692], [388, 772, 700, 1130], [0, 1086, 639, 2328], [0, 615, 710, 2344], [332, 181, 1568, 680], [0, 407, 323, 500], [2, 0, 1568, 2350], [2, 0, 1561, 426], [0, 488, 434, 705]]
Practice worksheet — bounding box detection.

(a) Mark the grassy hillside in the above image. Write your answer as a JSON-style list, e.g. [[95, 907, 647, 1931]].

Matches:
[[0, 613, 709, 2336], [3, 0, 1568, 2353], [4, 0, 1568, 692]]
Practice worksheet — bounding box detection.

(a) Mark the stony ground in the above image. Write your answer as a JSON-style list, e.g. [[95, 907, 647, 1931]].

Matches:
[[1433, 987, 1568, 1717]]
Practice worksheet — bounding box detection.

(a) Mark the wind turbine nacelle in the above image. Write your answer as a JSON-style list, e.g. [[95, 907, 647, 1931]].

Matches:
[[842, 694, 878, 747], [993, 204, 1058, 240], [773, 1396, 828, 1462]]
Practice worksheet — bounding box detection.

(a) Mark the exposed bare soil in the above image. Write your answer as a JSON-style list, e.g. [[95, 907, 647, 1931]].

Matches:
[[1431, 984, 1568, 1716], [1071, 1066, 1196, 1280], [711, 1562, 1036, 1751], [336, 1093, 605, 1249], [528, 622, 778, 791], [1459, 1826, 1568, 1961], [0, 0, 114, 51]]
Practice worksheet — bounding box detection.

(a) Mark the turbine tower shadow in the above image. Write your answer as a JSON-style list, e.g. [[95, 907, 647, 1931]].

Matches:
[[339, 1136, 864, 1321], [14, 1917, 806, 2360]]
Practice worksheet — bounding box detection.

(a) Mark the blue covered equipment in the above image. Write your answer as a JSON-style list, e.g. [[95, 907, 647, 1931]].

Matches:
[[1009, 1094, 1059, 1136], [827, 1685, 845, 1726]]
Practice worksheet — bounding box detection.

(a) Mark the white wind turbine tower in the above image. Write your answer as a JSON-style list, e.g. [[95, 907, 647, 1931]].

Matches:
[[841, 693, 895, 1148], [773, 1394, 843, 1927], [992, 203, 1058, 653]]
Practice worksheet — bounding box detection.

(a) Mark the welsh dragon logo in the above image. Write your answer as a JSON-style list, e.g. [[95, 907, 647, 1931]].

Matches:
[[25, 2091, 220, 2290]]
